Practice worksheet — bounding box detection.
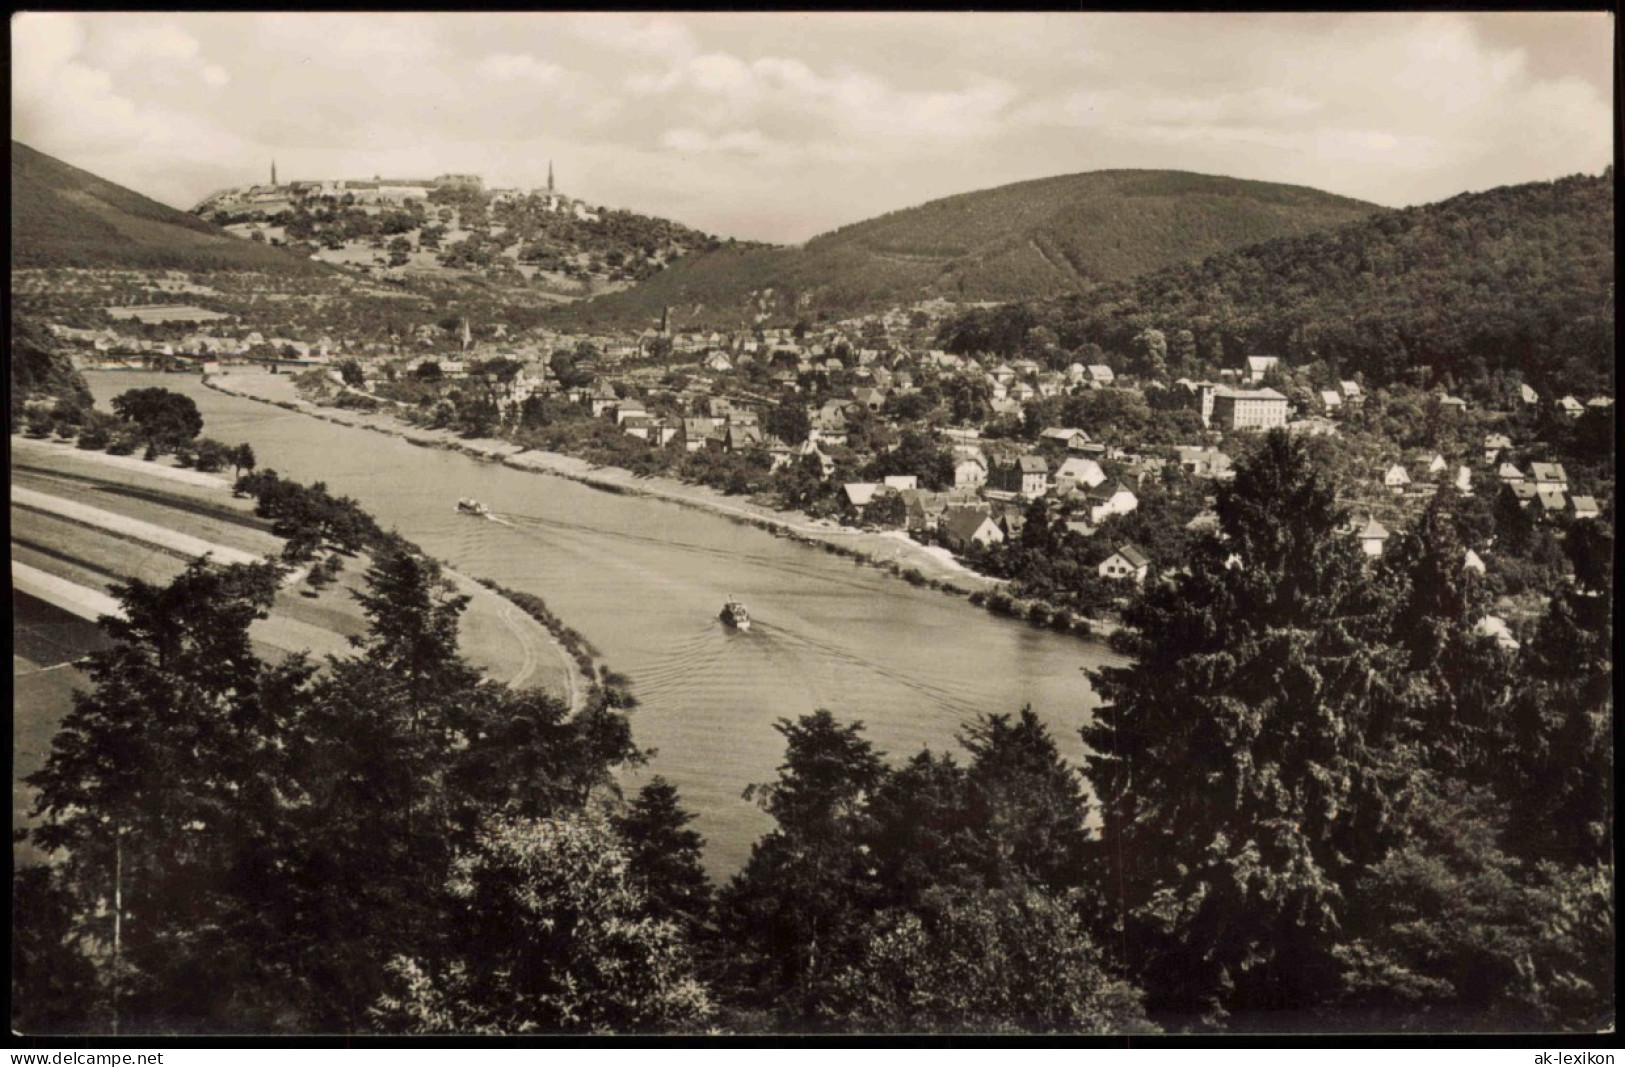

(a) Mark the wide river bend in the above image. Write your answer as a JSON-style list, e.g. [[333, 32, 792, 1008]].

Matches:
[[87, 371, 1124, 875]]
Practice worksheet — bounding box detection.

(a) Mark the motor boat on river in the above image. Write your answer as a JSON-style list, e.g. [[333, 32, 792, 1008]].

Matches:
[[720, 595, 751, 631], [456, 498, 491, 517]]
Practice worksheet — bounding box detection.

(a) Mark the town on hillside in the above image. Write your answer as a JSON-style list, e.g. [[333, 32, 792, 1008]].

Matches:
[[29, 287, 1614, 636]]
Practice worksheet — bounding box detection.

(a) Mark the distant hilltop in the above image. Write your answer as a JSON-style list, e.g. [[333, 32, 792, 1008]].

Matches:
[[193, 162, 597, 220]]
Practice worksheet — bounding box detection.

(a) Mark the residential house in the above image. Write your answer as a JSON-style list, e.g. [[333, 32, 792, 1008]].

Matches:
[[1383, 465, 1411, 493], [723, 424, 763, 453], [1245, 355, 1280, 383], [703, 351, 733, 373], [952, 452, 988, 490], [1570, 495, 1600, 520], [1008, 381, 1036, 403], [900, 489, 949, 533], [1518, 383, 1540, 405], [1498, 462, 1526, 485], [622, 415, 655, 440], [612, 399, 648, 425], [1454, 466, 1473, 494], [1211, 387, 1289, 431], [1320, 389, 1343, 413], [853, 387, 887, 412], [998, 511, 1025, 542], [1426, 453, 1448, 475], [1439, 395, 1468, 413], [1475, 615, 1520, 651], [1340, 380, 1363, 403], [680, 417, 717, 452], [1483, 434, 1513, 464], [1175, 446, 1234, 479], [1039, 427, 1090, 448], [1534, 487, 1567, 518], [1353, 516, 1390, 558], [941, 507, 1003, 552], [1529, 463, 1569, 492], [1054, 456, 1108, 492], [1098, 544, 1151, 583], [1464, 549, 1487, 574], [990, 455, 1049, 498], [843, 483, 882, 514], [1086, 364, 1115, 386], [797, 440, 836, 478], [1084, 482, 1138, 525], [1508, 481, 1539, 507], [882, 475, 918, 492], [588, 381, 619, 418], [1557, 395, 1584, 418]]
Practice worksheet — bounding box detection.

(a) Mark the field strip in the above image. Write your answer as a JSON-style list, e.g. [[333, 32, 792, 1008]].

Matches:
[[10, 435, 230, 488], [12, 485, 261, 567], [11, 561, 125, 623]]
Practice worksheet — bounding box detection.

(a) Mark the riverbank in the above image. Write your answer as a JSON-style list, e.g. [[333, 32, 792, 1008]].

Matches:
[[203, 369, 1120, 639], [11, 432, 586, 705]]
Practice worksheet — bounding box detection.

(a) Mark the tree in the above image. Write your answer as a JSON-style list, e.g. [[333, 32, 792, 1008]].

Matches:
[[414, 361, 443, 382], [715, 711, 886, 1020], [370, 813, 714, 1034], [229, 443, 257, 480], [826, 885, 1155, 1034], [110, 387, 204, 446], [1083, 430, 1401, 1018], [613, 779, 713, 933], [763, 402, 811, 447], [337, 359, 365, 388], [23, 558, 303, 1031]]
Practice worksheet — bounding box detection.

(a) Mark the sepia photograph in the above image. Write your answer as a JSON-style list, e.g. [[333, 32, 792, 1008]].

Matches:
[[9, 10, 1615, 1041]]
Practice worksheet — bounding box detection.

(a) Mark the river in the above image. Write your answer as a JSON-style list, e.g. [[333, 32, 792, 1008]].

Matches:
[[86, 371, 1125, 876]]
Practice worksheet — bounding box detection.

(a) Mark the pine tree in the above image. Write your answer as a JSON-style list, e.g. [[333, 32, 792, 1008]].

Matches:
[[1083, 430, 1403, 1018]]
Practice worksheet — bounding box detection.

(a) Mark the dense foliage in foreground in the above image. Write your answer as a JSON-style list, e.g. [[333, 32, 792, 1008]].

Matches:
[[13, 433, 1612, 1034]]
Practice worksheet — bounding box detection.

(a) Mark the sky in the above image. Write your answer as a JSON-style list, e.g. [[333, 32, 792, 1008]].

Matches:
[[11, 11, 1615, 244]]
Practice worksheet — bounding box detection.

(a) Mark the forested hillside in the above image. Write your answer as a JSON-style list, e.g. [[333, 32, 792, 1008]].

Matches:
[[941, 172, 1615, 395], [560, 170, 1378, 329], [11, 142, 329, 274]]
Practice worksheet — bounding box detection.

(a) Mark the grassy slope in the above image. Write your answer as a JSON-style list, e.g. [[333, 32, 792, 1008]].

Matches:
[[562, 170, 1379, 329], [11, 141, 329, 274]]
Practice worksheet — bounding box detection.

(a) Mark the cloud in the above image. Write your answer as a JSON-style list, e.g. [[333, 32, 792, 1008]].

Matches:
[[478, 53, 566, 87], [10, 12, 1615, 242]]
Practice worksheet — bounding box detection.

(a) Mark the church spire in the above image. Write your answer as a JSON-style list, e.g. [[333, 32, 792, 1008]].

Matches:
[[271, 159, 277, 186]]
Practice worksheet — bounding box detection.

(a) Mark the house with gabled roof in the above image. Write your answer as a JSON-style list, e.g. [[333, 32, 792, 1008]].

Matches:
[[1483, 433, 1513, 464], [1054, 456, 1107, 493], [1353, 516, 1390, 557], [1099, 543, 1150, 583], [941, 506, 1003, 552], [1529, 462, 1568, 491], [1245, 355, 1279, 383], [1086, 364, 1115, 386], [952, 451, 988, 489], [843, 482, 881, 513], [1557, 395, 1584, 418], [1084, 481, 1138, 525], [990, 454, 1049, 498], [1570, 495, 1600, 520], [1383, 465, 1411, 492]]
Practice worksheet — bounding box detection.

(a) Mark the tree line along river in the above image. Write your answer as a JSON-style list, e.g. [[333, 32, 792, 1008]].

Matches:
[[86, 371, 1126, 875]]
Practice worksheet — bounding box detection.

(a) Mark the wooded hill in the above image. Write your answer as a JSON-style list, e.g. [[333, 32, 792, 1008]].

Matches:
[[11, 141, 330, 274], [943, 171, 1615, 396], [558, 170, 1379, 329]]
